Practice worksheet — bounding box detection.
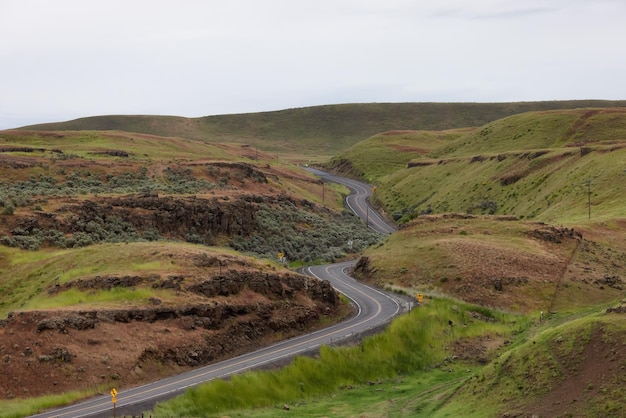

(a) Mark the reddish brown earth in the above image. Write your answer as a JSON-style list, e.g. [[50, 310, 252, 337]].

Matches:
[[0, 139, 346, 401], [525, 321, 626, 417], [0, 261, 346, 399]]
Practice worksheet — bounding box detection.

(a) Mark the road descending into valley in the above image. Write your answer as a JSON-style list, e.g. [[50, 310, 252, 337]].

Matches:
[[30, 169, 400, 418], [306, 167, 396, 235]]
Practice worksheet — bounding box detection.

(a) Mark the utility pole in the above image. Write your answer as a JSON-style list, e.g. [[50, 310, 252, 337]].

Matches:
[[586, 179, 591, 219]]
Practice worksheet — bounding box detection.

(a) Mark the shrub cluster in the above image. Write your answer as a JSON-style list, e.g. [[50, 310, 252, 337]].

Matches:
[[164, 167, 216, 194], [0, 167, 218, 209], [1, 216, 144, 250], [231, 202, 382, 263]]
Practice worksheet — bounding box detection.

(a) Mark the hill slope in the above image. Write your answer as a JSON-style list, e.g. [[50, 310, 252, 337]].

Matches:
[[328, 108, 626, 224], [19, 101, 626, 155], [4, 105, 626, 417], [331, 107, 626, 416], [0, 129, 372, 410]]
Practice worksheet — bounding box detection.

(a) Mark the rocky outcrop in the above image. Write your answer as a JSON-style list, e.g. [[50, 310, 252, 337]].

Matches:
[[528, 225, 582, 243], [10, 194, 307, 242], [36, 315, 97, 332], [45, 270, 338, 306], [353, 256, 374, 279], [25, 302, 317, 332]]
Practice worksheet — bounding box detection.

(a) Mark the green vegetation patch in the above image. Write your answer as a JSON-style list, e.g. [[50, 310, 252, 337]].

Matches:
[[441, 313, 626, 417], [374, 144, 626, 224], [20, 286, 174, 311], [150, 298, 520, 417], [0, 242, 194, 316], [328, 128, 470, 183], [0, 387, 106, 418], [0, 130, 231, 161], [20, 101, 626, 155]]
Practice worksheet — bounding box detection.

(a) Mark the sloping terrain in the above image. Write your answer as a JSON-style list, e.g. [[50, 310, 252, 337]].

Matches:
[[335, 108, 626, 224], [437, 312, 626, 417], [19, 101, 626, 155], [3, 104, 626, 417], [354, 215, 626, 313], [330, 107, 626, 416], [0, 243, 344, 399], [0, 129, 371, 404]]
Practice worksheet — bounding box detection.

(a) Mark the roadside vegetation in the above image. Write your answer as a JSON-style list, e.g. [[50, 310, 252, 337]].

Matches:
[[150, 106, 626, 417], [2, 103, 626, 417], [151, 297, 522, 417], [0, 388, 107, 418]]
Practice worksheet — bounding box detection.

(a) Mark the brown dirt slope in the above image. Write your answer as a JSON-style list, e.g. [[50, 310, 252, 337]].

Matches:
[[354, 214, 626, 314], [0, 247, 345, 399]]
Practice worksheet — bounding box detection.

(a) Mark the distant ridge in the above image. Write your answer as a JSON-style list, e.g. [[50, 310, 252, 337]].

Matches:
[[18, 101, 626, 154]]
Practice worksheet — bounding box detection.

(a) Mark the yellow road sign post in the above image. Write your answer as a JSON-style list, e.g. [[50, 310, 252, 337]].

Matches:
[[110, 388, 118, 417]]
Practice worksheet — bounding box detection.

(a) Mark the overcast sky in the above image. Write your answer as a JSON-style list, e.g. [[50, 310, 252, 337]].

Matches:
[[1, 0, 624, 129]]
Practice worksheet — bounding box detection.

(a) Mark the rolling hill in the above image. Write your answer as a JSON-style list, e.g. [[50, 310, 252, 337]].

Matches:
[[0, 128, 371, 415], [324, 106, 626, 416], [329, 107, 626, 224], [2, 103, 626, 417], [19, 101, 626, 156]]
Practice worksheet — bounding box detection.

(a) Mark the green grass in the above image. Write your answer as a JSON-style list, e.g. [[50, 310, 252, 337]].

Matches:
[[0, 242, 201, 316], [3, 103, 626, 417], [17, 101, 626, 156], [0, 130, 232, 162], [328, 129, 470, 183], [317, 108, 626, 225], [374, 141, 626, 224], [429, 108, 626, 159], [438, 313, 626, 417], [148, 302, 626, 417], [150, 298, 521, 417], [208, 368, 474, 418], [20, 286, 173, 310], [0, 386, 106, 418]]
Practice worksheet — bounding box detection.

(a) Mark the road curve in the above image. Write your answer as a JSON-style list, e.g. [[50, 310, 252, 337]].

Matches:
[[30, 170, 399, 418], [305, 167, 396, 234]]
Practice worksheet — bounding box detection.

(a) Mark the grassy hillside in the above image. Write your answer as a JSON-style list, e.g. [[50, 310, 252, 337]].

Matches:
[[150, 296, 626, 417], [3, 105, 626, 417], [0, 127, 376, 416], [430, 108, 626, 158], [328, 128, 473, 183], [151, 297, 522, 417], [328, 108, 626, 224], [19, 101, 626, 156], [330, 107, 626, 315], [356, 214, 626, 313], [145, 108, 626, 417], [0, 242, 245, 317], [440, 312, 626, 417]]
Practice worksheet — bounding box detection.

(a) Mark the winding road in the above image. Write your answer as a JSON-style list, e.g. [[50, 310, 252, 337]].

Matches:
[[307, 167, 396, 235], [30, 170, 400, 418]]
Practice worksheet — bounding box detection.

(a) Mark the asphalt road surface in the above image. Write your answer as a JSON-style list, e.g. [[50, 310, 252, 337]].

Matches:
[[305, 167, 396, 235], [30, 169, 400, 418]]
